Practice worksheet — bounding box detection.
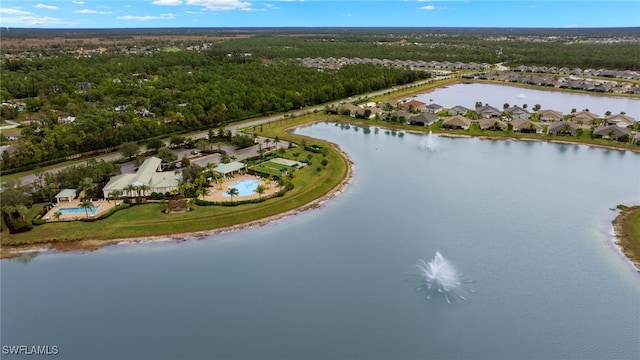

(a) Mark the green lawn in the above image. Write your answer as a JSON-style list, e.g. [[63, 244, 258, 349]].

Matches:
[[1, 113, 349, 247]]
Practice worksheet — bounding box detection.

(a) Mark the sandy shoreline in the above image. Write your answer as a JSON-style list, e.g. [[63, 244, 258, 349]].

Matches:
[[0, 145, 354, 259]]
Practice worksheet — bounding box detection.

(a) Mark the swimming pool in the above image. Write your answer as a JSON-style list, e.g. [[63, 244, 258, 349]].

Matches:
[[56, 205, 100, 215], [224, 179, 259, 197]]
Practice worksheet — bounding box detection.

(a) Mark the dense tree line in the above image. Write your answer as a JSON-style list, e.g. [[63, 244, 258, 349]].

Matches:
[[213, 35, 640, 70], [0, 51, 428, 170]]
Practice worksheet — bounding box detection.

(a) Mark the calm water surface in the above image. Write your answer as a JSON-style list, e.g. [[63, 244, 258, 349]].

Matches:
[[2, 125, 640, 359], [415, 83, 640, 119]]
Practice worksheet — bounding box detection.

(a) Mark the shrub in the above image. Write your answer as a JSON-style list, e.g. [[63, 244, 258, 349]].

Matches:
[[150, 192, 164, 200], [32, 217, 47, 226], [97, 203, 130, 220]]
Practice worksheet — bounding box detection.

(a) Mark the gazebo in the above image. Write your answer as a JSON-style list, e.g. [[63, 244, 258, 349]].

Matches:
[[55, 189, 76, 203]]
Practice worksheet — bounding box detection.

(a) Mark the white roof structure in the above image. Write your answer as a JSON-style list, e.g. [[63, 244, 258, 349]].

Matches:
[[102, 157, 181, 197], [55, 189, 76, 202], [212, 161, 245, 176]]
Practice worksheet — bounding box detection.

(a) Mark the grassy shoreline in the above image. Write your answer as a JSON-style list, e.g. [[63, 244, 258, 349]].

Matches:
[[0, 113, 353, 258], [612, 205, 640, 272], [2, 78, 639, 258]]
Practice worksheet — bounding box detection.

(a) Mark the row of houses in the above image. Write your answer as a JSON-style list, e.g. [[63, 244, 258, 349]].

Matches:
[[337, 99, 636, 127], [468, 71, 640, 95], [332, 101, 638, 142], [299, 57, 491, 72], [298, 57, 640, 81]]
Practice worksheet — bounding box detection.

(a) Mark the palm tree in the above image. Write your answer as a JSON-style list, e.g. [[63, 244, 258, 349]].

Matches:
[[138, 184, 150, 197], [226, 187, 239, 202], [123, 184, 136, 198], [199, 185, 210, 200], [273, 136, 280, 149], [255, 184, 266, 200], [53, 211, 61, 221], [108, 190, 122, 203], [264, 138, 271, 149], [78, 199, 95, 219], [79, 179, 97, 199]]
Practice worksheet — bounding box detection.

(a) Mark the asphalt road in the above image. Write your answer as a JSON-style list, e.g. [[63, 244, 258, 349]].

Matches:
[[8, 75, 452, 185]]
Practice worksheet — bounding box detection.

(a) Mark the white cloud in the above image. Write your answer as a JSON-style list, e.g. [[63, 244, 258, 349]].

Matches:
[[420, 5, 435, 10], [152, 0, 183, 5], [0, 8, 31, 15], [72, 1, 85, 4], [186, 0, 252, 11], [117, 13, 178, 21], [185, 11, 203, 14], [34, 3, 59, 10], [72, 9, 112, 14], [1, 15, 65, 26]]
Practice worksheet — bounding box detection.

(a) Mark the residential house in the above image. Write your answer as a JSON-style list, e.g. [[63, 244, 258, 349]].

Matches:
[[572, 110, 600, 125], [400, 99, 427, 112], [448, 105, 469, 116], [407, 113, 439, 127], [548, 121, 580, 136], [425, 103, 444, 114], [538, 109, 563, 122], [102, 157, 182, 198], [385, 111, 413, 123], [505, 106, 531, 119], [605, 114, 636, 128], [478, 118, 508, 131], [135, 108, 156, 118], [592, 125, 632, 141], [511, 119, 543, 134], [58, 116, 76, 124], [337, 103, 361, 117], [441, 115, 471, 130], [476, 105, 501, 118]]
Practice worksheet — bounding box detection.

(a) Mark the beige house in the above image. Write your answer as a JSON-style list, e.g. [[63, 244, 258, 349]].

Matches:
[[538, 109, 563, 122], [606, 113, 636, 128], [442, 115, 471, 130]]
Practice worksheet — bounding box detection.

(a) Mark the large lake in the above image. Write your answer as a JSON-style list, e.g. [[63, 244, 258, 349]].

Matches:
[[2, 86, 640, 359]]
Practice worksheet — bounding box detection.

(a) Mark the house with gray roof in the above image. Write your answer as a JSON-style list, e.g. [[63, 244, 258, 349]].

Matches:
[[505, 106, 530, 119], [592, 125, 632, 141], [407, 113, 439, 127], [426, 103, 444, 114], [385, 111, 413, 123], [448, 105, 469, 116], [476, 105, 501, 118]]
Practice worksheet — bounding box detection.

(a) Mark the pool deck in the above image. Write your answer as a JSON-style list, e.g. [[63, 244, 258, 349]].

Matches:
[[202, 174, 281, 202], [44, 198, 118, 222]]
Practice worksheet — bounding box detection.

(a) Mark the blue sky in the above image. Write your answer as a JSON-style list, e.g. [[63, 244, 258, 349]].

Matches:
[[0, 1, 638, 28]]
